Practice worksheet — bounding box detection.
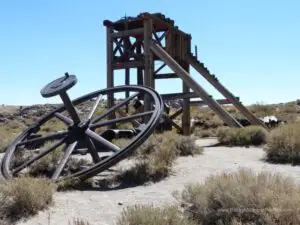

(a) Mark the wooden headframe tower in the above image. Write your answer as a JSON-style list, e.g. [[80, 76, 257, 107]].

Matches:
[[103, 12, 266, 135]]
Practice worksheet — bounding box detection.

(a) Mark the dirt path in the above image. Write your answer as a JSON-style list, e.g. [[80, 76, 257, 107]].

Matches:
[[17, 138, 300, 225]]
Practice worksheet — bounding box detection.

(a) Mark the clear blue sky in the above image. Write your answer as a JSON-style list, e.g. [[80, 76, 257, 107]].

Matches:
[[0, 0, 299, 106]]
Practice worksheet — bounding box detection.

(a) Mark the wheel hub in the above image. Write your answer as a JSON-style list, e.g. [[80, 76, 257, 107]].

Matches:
[[68, 121, 89, 136]]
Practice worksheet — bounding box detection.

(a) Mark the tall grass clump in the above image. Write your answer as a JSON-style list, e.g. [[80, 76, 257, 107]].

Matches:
[[264, 123, 300, 164], [176, 168, 300, 225], [0, 177, 56, 221], [217, 126, 267, 146], [111, 132, 203, 186], [117, 205, 196, 225]]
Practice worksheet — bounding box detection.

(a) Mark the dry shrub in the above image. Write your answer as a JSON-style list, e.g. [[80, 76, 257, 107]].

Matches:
[[117, 205, 196, 225], [249, 103, 275, 117], [112, 138, 132, 149], [0, 177, 56, 220], [28, 141, 90, 178], [57, 177, 93, 191], [117, 139, 177, 185], [176, 135, 203, 156], [217, 126, 267, 146], [176, 169, 300, 225], [0, 121, 25, 153], [71, 218, 91, 225], [193, 127, 213, 138], [137, 132, 202, 157], [114, 132, 202, 186], [264, 123, 300, 163], [29, 142, 63, 177], [0, 219, 11, 225]]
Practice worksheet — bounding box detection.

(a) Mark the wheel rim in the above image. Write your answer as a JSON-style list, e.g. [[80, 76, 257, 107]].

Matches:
[[1, 85, 163, 181]]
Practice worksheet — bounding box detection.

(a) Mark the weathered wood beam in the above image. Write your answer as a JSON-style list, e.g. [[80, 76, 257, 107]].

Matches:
[[150, 43, 242, 128], [164, 116, 183, 133], [154, 73, 178, 79], [190, 98, 239, 106], [143, 19, 154, 114], [182, 37, 191, 135], [140, 13, 190, 38], [161, 92, 199, 100], [112, 61, 144, 70], [170, 108, 183, 119], [106, 26, 115, 125], [113, 38, 124, 56], [111, 28, 144, 38], [154, 63, 166, 74], [187, 55, 267, 128]]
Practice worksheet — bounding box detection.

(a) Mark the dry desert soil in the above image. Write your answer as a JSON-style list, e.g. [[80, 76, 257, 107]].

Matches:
[[10, 138, 300, 225]]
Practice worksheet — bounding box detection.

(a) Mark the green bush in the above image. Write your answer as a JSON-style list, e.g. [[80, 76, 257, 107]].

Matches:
[[0, 177, 56, 220], [117, 205, 196, 225], [176, 168, 300, 225], [264, 123, 300, 163], [217, 126, 267, 146]]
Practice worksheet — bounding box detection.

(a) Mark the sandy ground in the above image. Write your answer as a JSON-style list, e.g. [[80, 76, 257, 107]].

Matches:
[[14, 138, 300, 225]]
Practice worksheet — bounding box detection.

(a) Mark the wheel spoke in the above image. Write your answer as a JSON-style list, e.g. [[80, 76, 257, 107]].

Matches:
[[52, 141, 78, 180], [17, 131, 69, 147], [87, 94, 103, 120], [12, 138, 67, 174], [90, 111, 153, 129], [54, 112, 73, 126], [117, 108, 140, 127], [86, 129, 120, 152], [91, 92, 139, 124], [86, 137, 101, 163]]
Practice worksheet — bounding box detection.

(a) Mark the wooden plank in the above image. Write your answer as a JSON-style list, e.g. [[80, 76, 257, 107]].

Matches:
[[125, 68, 130, 113], [111, 28, 144, 38], [150, 43, 242, 128], [161, 92, 199, 100], [190, 98, 239, 106], [154, 63, 166, 74], [170, 108, 183, 119], [106, 26, 115, 125], [154, 73, 178, 79], [143, 19, 154, 113], [182, 38, 191, 135], [113, 61, 144, 70], [140, 13, 190, 38]]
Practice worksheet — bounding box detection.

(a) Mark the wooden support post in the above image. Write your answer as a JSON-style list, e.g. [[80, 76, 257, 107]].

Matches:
[[182, 37, 191, 135], [136, 42, 144, 87], [143, 19, 154, 113], [124, 36, 130, 113], [106, 26, 115, 124], [151, 43, 242, 128], [125, 68, 130, 113]]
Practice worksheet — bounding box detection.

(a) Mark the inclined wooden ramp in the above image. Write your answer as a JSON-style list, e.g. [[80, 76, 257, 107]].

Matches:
[[150, 42, 242, 128]]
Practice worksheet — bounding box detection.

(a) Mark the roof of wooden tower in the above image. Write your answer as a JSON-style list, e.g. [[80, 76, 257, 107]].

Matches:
[[103, 12, 191, 38]]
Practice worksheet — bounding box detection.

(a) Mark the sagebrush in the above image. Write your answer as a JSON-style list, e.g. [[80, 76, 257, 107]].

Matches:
[[117, 204, 196, 225], [0, 177, 56, 221], [217, 126, 267, 146], [264, 123, 300, 163], [175, 168, 300, 225]]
